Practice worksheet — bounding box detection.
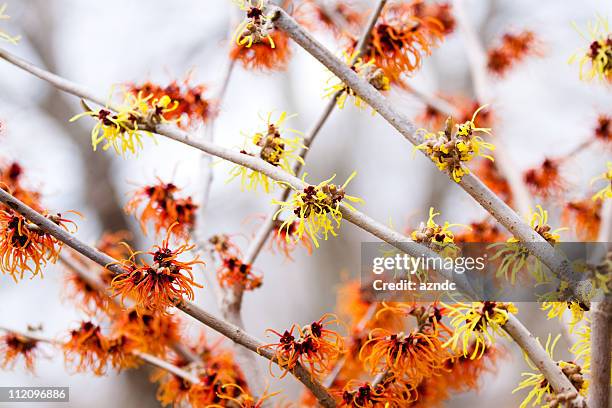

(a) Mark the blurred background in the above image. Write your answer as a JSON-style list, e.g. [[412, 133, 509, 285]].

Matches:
[[0, 0, 610, 406]]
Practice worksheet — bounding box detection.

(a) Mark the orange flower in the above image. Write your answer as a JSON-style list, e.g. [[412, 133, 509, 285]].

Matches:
[[111, 228, 204, 312], [455, 220, 506, 243], [269, 219, 313, 260], [475, 160, 512, 204], [125, 179, 198, 238], [106, 335, 142, 371], [594, 114, 611, 145], [562, 199, 602, 241], [111, 307, 181, 356], [63, 321, 110, 375], [298, 0, 364, 36], [63, 272, 110, 316], [0, 210, 76, 281], [231, 30, 291, 71], [153, 347, 249, 408], [523, 158, 566, 198], [216, 256, 262, 291], [407, 1, 455, 35], [209, 234, 243, 258], [260, 314, 344, 378], [487, 31, 539, 76], [129, 79, 215, 128], [0, 332, 40, 373], [0, 161, 41, 210], [360, 326, 450, 385], [356, 1, 444, 84], [211, 383, 279, 408], [418, 97, 494, 135], [154, 368, 193, 407], [232, 0, 292, 71]]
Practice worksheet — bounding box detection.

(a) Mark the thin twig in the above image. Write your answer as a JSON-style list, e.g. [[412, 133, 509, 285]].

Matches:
[[452, 0, 532, 217], [268, 8, 591, 302], [133, 351, 201, 384], [0, 189, 336, 408], [0, 327, 200, 384]]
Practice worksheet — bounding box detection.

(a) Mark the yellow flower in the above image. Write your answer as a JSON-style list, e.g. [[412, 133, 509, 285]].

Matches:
[[0, 4, 19, 44], [228, 111, 305, 193], [489, 205, 565, 284], [541, 302, 586, 333], [272, 172, 363, 248], [570, 16, 612, 82], [591, 161, 612, 201], [70, 90, 178, 156], [443, 301, 517, 360], [233, 0, 275, 49], [410, 207, 467, 258], [513, 334, 587, 408], [324, 51, 390, 110], [526, 205, 567, 244], [415, 105, 495, 182], [570, 322, 592, 373]]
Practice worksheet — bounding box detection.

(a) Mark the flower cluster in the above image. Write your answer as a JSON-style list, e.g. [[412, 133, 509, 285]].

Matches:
[[416, 106, 495, 182], [228, 112, 305, 193], [0, 210, 76, 281], [63, 321, 140, 375], [325, 51, 390, 110], [571, 16, 611, 82], [128, 79, 215, 128], [443, 301, 517, 359], [154, 347, 251, 407], [111, 229, 203, 312], [0, 4, 19, 44], [216, 256, 262, 291], [272, 172, 363, 248], [125, 179, 198, 238], [487, 31, 539, 76], [260, 314, 344, 378], [410, 207, 465, 254], [355, 1, 445, 84], [112, 308, 181, 357], [0, 332, 40, 373], [523, 158, 566, 198], [360, 325, 451, 386], [231, 0, 291, 71], [70, 90, 178, 156]]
